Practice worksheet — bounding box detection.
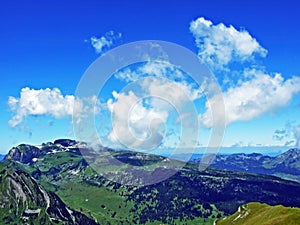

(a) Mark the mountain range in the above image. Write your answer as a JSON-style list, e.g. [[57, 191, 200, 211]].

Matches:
[[1, 139, 300, 224], [191, 149, 300, 182]]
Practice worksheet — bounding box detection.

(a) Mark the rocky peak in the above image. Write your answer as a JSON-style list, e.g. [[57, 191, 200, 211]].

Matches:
[[53, 139, 77, 147], [4, 144, 41, 164], [4, 139, 83, 164], [0, 167, 99, 224], [275, 148, 300, 162], [281, 148, 300, 157]]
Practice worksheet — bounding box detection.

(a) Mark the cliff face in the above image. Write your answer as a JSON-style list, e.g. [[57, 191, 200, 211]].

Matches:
[[3, 139, 300, 224], [4, 144, 41, 164], [0, 166, 98, 224], [4, 140, 84, 164]]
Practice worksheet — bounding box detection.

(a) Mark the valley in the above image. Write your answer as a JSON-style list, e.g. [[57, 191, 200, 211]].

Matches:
[[1, 139, 300, 224]]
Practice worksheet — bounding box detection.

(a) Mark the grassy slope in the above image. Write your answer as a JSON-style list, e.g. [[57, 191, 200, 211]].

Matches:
[[216, 202, 300, 225], [0, 166, 53, 224], [5, 143, 300, 225], [56, 182, 134, 224], [5, 149, 224, 224]]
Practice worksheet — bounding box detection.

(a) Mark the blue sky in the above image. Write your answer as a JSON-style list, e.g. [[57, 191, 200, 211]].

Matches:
[[1, 0, 300, 154]]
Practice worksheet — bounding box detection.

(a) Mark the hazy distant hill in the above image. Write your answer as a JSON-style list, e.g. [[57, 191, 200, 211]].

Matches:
[[191, 148, 300, 182], [2, 140, 300, 224], [0, 154, 5, 161], [216, 202, 300, 225]]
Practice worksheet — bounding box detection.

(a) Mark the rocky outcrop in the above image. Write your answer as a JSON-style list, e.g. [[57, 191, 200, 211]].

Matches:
[[53, 139, 78, 147], [3, 139, 300, 224], [4, 139, 86, 165], [4, 144, 41, 163], [0, 167, 98, 224]]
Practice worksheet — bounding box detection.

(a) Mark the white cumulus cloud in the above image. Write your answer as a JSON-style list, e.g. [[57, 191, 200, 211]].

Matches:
[[141, 76, 202, 107], [114, 61, 185, 83], [200, 70, 300, 127], [190, 17, 267, 70], [106, 75, 201, 150], [8, 87, 97, 127], [89, 30, 122, 54], [107, 90, 168, 150], [114, 61, 203, 103]]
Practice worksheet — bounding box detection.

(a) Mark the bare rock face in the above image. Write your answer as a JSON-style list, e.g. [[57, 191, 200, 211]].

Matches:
[[0, 167, 99, 224], [4, 144, 41, 164], [3, 139, 300, 224], [4, 139, 83, 165], [53, 139, 77, 147]]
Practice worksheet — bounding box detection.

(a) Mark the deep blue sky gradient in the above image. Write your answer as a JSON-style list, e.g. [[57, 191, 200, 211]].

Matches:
[[1, 0, 299, 153]]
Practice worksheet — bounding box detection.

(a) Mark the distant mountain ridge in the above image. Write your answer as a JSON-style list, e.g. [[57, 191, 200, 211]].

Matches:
[[0, 154, 5, 161], [2, 139, 300, 224], [191, 148, 300, 182]]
